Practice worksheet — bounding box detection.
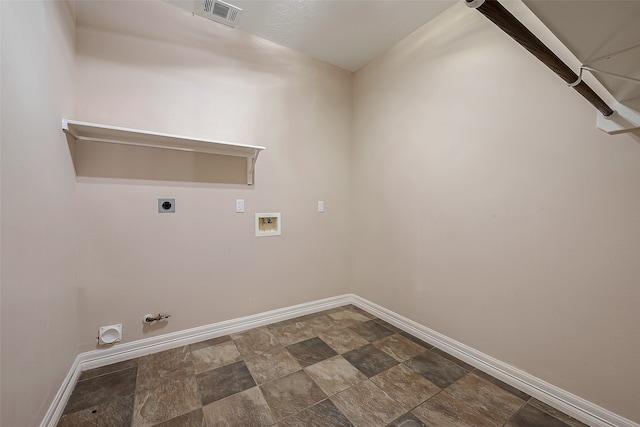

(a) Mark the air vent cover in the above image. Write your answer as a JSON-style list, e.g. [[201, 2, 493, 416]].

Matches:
[[195, 0, 242, 27]]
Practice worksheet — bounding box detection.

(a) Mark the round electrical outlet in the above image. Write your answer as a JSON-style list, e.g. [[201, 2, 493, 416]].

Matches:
[[158, 198, 175, 213]]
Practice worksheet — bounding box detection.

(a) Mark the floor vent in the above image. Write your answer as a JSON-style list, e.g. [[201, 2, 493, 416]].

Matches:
[[195, 0, 242, 27]]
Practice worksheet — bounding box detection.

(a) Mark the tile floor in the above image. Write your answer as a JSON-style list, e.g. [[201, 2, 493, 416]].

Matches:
[[57, 305, 588, 427]]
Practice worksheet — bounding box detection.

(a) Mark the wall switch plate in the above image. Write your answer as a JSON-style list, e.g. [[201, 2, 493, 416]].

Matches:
[[318, 201, 325, 213], [236, 199, 244, 213], [158, 198, 175, 213]]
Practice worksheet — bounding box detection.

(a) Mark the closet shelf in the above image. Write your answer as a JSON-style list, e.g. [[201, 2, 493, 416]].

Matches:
[[62, 119, 265, 185]]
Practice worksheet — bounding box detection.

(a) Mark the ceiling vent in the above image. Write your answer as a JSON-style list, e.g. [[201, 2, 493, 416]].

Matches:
[[194, 0, 242, 27]]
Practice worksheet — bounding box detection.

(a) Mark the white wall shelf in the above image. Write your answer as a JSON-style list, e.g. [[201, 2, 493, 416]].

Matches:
[[62, 119, 265, 185]]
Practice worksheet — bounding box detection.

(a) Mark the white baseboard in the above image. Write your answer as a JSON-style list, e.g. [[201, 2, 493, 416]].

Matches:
[[41, 294, 354, 427], [77, 294, 353, 372], [351, 295, 639, 427], [42, 293, 638, 427], [39, 357, 82, 427]]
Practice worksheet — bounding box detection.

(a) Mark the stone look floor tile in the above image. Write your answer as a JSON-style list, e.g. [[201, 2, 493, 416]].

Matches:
[[348, 320, 395, 342], [191, 340, 242, 374], [301, 315, 341, 335], [431, 348, 476, 371], [404, 350, 469, 388], [197, 360, 256, 405], [276, 399, 354, 427], [136, 346, 195, 393], [505, 404, 572, 427], [231, 326, 272, 341], [78, 359, 138, 381], [372, 334, 427, 362], [57, 395, 134, 427], [327, 309, 372, 327], [316, 307, 346, 316], [528, 400, 587, 427], [286, 337, 338, 368], [270, 321, 319, 346], [330, 380, 405, 427], [411, 392, 498, 427], [291, 313, 324, 323], [473, 369, 531, 401], [152, 408, 205, 427], [387, 412, 428, 427], [263, 321, 294, 335], [189, 335, 232, 352], [346, 305, 377, 319], [398, 332, 433, 350], [132, 376, 201, 427], [343, 344, 399, 378], [63, 367, 138, 415], [267, 316, 307, 329], [233, 327, 281, 358], [202, 386, 275, 426], [260, 370, 327, 421], [318, 328, 370, 354], [443, 373, 525, 425], [304, 355, 367, 396], [244, 346, 301, 384], [370, 364, 440, 410], [59, 305, 584, 427], [373, 319, 402, 333]]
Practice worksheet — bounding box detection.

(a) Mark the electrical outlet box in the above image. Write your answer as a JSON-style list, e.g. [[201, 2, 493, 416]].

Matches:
[[255, 213, 281, 237], [236, 199, 244, 213], [158, 198, 175, 213]]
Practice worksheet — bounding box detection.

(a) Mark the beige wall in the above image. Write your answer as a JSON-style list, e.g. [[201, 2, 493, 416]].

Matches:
[[0, 1, 78, 426], [3, 1, 639, 425], [73, 2, 352, 352], [352, 3, 640, 423]]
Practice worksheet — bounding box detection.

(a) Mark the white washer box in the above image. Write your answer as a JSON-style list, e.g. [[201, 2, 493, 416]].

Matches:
[[255, 213, 281, 237]]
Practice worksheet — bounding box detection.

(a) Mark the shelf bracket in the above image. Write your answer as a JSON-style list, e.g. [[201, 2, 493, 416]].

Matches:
[[247, 157, 254, 186], [597, 100, 640, 134], [247, 150, 260, 185]]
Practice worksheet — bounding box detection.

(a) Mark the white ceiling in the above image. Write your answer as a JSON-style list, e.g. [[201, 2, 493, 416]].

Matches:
[[75, 0, 639, 103], [165, 0, 457, 72]]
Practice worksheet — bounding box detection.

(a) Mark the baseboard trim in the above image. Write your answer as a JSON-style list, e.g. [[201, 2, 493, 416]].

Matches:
[[42, 293, 638, 427], [77, 294, 354, 372], [41, 294, 354, 427], [39, 356, 82, 427], [350, 295, 638, 427]]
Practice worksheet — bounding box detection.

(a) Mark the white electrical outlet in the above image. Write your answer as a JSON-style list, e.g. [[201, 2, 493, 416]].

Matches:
[[318, 201, 325, 213], [236, 199, 244, 213]]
